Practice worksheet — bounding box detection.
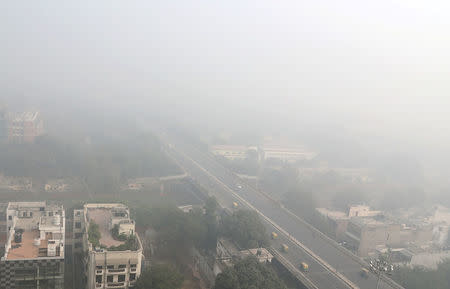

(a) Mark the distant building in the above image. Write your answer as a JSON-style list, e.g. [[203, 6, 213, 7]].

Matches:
[[348, 205, 381, 218], [344, 217, 433, 257], [0, 202, 65, 289], [261, 144, 316, 163], [73, 203, 143, 289], [211, 145, 257, 160], [215, 238, 273, 276], [315, 205, 382, 239], [8, 111, 44, 143]]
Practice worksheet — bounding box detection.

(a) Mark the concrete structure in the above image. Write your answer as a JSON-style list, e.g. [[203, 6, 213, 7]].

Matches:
[[345, 217, 433, 257], [261, 144, 316, 163], [348, 205, 381, 218], [315, 205, 382, 239], [8, 111, 44, 143], [211, 145, 257, 160], [0, 202, 65, 289], [74, 203, 143, 289]]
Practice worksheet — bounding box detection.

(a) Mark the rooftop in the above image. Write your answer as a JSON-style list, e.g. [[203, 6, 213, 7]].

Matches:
[[84, 203, 138, 251], [316, 208, 349, 220], [3, 202, 65, 261], [87, 208, 126, 247]]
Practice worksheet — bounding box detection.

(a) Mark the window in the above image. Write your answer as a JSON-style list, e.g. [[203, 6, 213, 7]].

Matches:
[[8, 215, 12, 220], [96, 275, 102, 283], [75, 232, 83, 239], [118, 275, 125, 282], [107, 265, 114, 269], [96, 266, 103, 270], [75, 242, 82, 248], [29, 212, 33, 217], [23, 212, 27, 217], [107, 275, 113, 283], [49, 212, 53, 217], [118, 264, 126, 269], [130, 264, 137, 268], [75, 222, 81, 229], [130, 273, 136, 281]]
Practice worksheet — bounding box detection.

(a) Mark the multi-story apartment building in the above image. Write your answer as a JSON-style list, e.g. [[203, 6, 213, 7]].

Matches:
[[8, 111, 44, 143], [73, 203, 143, 289], [0, 202, 65, 289]]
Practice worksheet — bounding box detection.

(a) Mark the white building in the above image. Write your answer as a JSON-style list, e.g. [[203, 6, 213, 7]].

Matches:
[[261, 144, 316, 163], [211, 145, 257, 160], [73, 203, 143, 289], [0, 202, 65, 289]]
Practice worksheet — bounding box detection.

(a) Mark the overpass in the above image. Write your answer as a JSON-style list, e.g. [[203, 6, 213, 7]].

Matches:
[[158, 129, 404, 289]]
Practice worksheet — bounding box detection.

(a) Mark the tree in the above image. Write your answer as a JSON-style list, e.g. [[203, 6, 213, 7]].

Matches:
[[221, 209, 269, 249], [136, 264, 183, 289], [214, 257, 286, 289]]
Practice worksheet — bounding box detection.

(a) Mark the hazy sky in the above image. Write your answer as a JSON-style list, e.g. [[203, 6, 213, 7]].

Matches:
[[2, 0, 450, 153]]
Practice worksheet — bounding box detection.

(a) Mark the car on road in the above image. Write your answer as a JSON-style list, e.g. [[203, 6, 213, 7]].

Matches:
[[271, 232, 278, 239], [300, 262, 309, 272], [281, 244, 289, 252]]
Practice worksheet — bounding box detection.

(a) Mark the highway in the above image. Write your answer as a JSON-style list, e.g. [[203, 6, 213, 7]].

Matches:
[[159, 130, 403, 289]]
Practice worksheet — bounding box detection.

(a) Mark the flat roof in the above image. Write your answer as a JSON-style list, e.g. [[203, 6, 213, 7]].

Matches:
[[87, 208, 126, 247], [7, 230, 49, 260]]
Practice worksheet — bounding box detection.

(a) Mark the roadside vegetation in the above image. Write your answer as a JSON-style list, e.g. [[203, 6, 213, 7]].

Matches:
[[214, 256, 287, 289], [136, 264, 184, 289]]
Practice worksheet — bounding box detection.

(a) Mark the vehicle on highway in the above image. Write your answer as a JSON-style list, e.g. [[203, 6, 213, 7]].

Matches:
[[281, 244, 289, 252], [236, 184, 243, 189], [361, 267, 369, 278], [271, 232, 278, 239], [232, 202, 239, 208], [300, 262, 309, 272]]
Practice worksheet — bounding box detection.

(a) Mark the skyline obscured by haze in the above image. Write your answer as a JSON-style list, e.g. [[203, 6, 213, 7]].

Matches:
[[2, 1, 450, 187]]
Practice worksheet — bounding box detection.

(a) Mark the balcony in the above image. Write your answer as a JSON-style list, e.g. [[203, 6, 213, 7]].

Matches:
[[107, 268, 126, 273], [106, 282, 125, 288]]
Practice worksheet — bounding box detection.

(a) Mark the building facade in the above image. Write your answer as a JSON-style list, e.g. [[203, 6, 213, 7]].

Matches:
[[73, 203, 143, 289], [0, 202, 65, 289], [8, 111, 44, 143]]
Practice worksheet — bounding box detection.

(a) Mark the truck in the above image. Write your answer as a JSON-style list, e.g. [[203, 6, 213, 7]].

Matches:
[[281, 244, 289, 252], [300, 262, 309, 272], [271, 232, 278, 239]]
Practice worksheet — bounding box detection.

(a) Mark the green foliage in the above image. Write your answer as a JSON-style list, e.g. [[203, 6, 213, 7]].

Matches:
[[111, 224, 128, 241], [391, 260, 450, 289], [136, 264, 183, 289], [133, 200, 218, 258], [221, 209, 268, 249], [88, 221, 101, 247], [214, 256, 287, 289], [108, 235, 138, 251], [0, 133, 180, 194]]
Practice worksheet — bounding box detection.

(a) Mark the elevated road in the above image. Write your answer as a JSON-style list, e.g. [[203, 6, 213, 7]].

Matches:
[[159, 130, 404, 289]]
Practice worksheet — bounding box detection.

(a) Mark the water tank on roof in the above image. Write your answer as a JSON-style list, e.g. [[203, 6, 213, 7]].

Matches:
[[33, 238, 41, 246]]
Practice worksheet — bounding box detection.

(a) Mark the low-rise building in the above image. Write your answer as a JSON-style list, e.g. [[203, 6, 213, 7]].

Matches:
[[261, 144, 316, 163], [0, 202, 65, 289], [344, 217, 433, 257], [211, 145, 257, 160], [8, 111, 44, 143], [73, 203, 143, 289]]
